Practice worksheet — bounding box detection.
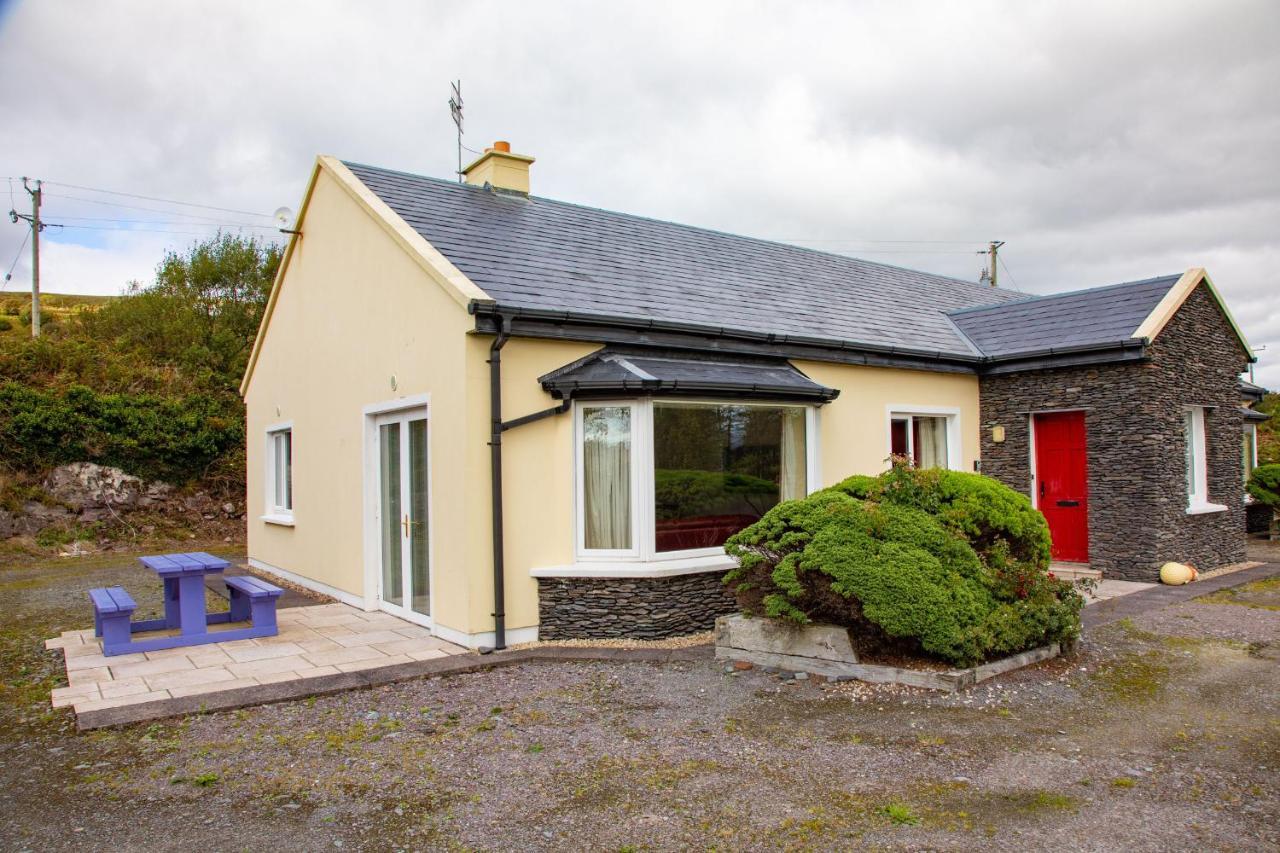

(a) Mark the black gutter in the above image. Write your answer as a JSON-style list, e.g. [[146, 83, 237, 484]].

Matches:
[[470, 301, 983, 371], [542, 378, 840, 403], [485, 311, 575, 652]]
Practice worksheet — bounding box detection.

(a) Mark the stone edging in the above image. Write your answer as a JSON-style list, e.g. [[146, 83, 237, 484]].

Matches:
[[73, 645, 713, 730], [714, 643, 1061, 692]]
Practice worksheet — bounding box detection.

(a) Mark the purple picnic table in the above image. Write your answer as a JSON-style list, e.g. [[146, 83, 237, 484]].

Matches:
[[91, 552, 282, 656]]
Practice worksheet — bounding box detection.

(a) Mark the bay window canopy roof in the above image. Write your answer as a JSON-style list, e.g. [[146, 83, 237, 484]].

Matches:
[[539, 347, 840, 403]]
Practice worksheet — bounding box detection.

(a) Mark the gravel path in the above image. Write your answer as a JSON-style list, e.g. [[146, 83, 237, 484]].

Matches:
[[1, 551, 1277, 851]]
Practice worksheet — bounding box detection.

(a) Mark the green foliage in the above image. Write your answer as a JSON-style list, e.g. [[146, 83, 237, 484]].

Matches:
[[0, 319, 11, 332], [654, 468, 778, 520], [1256, 392, 1279, 465], [880, 800, 920, 826], [0, 383, 243, 484], [1246, 463, 1280, 510], [0, 233, 277, 492], [724, 467, 1081, 666]]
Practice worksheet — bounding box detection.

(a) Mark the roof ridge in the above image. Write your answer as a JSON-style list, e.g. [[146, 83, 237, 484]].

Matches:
[[340, 159, 1020, 301], [947, 273, 1182, 316]]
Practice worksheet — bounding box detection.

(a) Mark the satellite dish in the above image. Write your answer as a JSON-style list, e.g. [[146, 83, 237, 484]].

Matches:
[[274, 207, 294, 228]]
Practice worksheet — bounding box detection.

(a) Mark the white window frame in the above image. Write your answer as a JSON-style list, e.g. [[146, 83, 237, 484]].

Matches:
[[1243, 422, 1258, 501], [1184, 406, 1227, 515], [573, 398, 819, 566], [263, 421, 294, 526], [574, 401, 642, 559], [884, 405, 962, 471]]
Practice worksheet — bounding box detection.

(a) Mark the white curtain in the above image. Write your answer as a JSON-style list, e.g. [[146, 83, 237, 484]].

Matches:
[[780, 408, 807, 500], [916, 416, 948, 469], [583, 407, 632, 549]]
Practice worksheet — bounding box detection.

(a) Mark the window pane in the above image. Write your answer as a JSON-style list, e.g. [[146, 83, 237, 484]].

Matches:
[[914, 417, 948, 469], [890, 418, 909, 460], [379, 423, 403, 607], [583, 407, 632, 550], [1243, 426, 1256, 485], [1184, 410, 1196, 499], [282, 431, 292, 510], [653, 403, 805, 552]]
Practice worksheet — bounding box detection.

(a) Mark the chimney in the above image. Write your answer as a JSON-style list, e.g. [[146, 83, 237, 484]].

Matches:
[[461, 140, 535, 194]]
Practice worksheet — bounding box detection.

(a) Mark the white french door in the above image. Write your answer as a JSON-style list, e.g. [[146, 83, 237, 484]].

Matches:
[[374, 409, 431, 625]]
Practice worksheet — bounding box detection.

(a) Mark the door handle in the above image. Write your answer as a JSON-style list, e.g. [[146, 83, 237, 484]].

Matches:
[[1056, 500, 1080, 507], [402, 514, 410, 537]]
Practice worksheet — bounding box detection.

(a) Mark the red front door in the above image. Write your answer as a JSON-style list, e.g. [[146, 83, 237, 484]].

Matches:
[[1034, 411, 1089, 563]]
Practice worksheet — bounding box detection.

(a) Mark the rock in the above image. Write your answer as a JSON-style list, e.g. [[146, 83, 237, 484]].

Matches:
[[793, 672, 810, 681], [222, 502, 236, 515], [715, 614, 858, 663], [43, 463, 145, 511], [0, 509, 16, 539], [732, 660, 753, 671]]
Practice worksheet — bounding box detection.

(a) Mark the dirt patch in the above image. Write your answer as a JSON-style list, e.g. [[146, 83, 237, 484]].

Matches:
[[1, 551, 1277, 851]]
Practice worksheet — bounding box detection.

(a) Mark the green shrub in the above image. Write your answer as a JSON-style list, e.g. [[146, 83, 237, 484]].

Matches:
[[724, 467, 1081, 666], [1248, 463, 1280, 509], [0, 382, 243, 485]]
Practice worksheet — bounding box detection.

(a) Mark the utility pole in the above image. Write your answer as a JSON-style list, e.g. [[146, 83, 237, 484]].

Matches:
[[986, 240, 1005, 288], [9, 178, 44, 337]]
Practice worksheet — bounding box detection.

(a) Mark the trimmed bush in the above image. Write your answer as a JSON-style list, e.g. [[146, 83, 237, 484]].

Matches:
[[1248, 463, 1280, 538], [724, 466, 1081, 666]]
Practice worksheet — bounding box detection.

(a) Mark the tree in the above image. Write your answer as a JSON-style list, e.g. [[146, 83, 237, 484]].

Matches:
[[1247, 463, 1280, 540], [1256, 392, 1279, 466], [78, 232, 281, 392]]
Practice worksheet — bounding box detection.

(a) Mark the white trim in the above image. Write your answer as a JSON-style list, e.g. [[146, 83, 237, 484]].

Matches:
[[884, 405, 961, 471], [1132, 267, 1252, 355], [1027, 413, 1039, 508], [248, 558, 371, 611], [532, 553, 737, 579], [264, 421, 294, 522], [362, 401, 434, 625], [1184, 406, 1210, 510], [1186, 502, 1229, 516], [362, 393, 432, 416], [431, 622, 538, 650]]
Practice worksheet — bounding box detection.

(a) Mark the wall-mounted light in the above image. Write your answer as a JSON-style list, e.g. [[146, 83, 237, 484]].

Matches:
[[991, 425, 1006, 444], [390, 374, 398, 391]]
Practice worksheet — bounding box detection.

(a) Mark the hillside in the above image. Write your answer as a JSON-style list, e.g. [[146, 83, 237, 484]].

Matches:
[[0, 293, 115, 337]]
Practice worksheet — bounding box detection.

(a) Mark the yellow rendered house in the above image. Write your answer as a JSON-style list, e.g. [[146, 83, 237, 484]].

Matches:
[[241, 143, 1253, 649]]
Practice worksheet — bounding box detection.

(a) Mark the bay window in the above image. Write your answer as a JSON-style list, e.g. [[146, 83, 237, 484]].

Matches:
[[576, 400, 812, 560]]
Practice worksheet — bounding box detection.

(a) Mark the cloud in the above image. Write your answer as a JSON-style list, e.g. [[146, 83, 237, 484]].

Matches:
[[0, 0, 1275, 383]]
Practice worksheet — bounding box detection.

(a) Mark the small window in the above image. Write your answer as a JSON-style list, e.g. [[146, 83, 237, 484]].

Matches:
[[1243, 423, 1258, 493], [1184, 407, 1208, 509], [268, 427, 293, 517], [889, 412, 952, 469]]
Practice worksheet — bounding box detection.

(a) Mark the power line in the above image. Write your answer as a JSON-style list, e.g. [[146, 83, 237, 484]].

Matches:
[[45, 191, 271, 221], [997, 254, 1022, 292], [42, 180, 274, 218], [2, 226, 31, 291], [50, 215, 278, 230], [54, 223, 276, 236]]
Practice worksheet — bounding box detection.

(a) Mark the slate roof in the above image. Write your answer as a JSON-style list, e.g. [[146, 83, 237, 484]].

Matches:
[[539, 348, 839, 402], [343, 162, 1025, 359], [946, 275, 1181, 359]]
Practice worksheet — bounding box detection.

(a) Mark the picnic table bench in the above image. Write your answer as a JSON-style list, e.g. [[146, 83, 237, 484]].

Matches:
[[90, 552, 284, 656]]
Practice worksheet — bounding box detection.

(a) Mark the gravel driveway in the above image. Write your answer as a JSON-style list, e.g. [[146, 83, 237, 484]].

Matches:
[[1, 551, 1277, 851]]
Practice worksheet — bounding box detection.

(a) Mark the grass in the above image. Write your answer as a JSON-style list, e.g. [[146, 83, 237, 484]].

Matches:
[[1195, 576, 1280, 612], [880, 800, 920, 826]]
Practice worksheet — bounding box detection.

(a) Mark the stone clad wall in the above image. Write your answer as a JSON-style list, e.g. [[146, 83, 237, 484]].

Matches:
[[536, 571, 738, 640], [979, 283, 1248, 581]]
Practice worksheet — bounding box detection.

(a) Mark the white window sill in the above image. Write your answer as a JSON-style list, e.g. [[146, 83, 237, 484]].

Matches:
[[531, 553, 737, 579], [1185, 503, 1229, 516], [261, 513, 296, 527]]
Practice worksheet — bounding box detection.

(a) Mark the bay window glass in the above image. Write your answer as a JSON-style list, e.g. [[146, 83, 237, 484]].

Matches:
[[652, 403, 806, 552], [582, 406, 633, 550]]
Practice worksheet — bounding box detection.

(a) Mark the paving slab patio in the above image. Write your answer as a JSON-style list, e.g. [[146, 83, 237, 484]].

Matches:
[[46, 602, 468, 722]]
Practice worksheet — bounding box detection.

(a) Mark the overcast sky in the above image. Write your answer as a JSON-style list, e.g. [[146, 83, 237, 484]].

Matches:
[[1, 1, 1276, 385]]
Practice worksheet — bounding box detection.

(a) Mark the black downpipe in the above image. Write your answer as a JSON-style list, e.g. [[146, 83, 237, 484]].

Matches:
[[487, 316, 511, 651]]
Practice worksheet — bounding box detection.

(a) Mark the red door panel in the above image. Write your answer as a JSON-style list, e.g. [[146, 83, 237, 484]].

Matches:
[[1034, 411, 1089, 563]]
